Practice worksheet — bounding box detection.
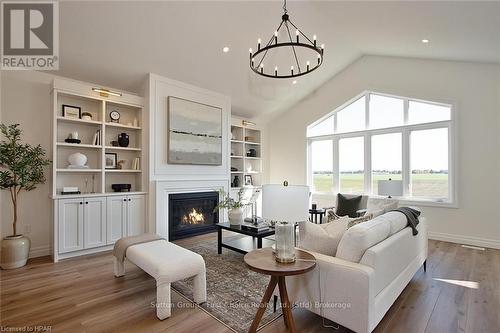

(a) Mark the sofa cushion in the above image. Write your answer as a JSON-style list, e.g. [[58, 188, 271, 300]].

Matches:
[[336, 194, 363, 218], [336, 215, 391, 262], [366, 198, 398, 217], [299, 218, 350, 256]]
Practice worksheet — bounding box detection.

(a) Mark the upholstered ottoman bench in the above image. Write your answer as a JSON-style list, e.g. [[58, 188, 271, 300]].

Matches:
[[113, 237, 206, 320]]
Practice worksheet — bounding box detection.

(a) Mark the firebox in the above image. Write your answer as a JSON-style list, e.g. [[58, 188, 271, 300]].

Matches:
[[168, 191, 219, 240]]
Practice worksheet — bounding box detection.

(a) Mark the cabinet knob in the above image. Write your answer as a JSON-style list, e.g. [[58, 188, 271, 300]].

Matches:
[[85, 201, 89, 204], [79, 202, 83, 205], [124, 199, 127, 202], [128, 199, 131, 201]]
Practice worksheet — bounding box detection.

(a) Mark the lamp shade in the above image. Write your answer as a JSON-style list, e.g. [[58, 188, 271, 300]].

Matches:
[[378, 179, 403, 197], [262, 184, 310, 222]]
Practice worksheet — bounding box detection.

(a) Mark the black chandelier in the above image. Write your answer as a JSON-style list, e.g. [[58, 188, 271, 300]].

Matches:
[[249, 0, 324, 79]]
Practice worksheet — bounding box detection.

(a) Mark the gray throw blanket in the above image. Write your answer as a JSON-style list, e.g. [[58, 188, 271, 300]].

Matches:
[[113, 233, 164, 263], [390, 207, 420, 236]]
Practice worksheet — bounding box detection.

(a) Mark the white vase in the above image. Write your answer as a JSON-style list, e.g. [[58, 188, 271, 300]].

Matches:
[[68, 152, 87, 167], [1, 235, 31, 269], [228, 207, 244, 226]]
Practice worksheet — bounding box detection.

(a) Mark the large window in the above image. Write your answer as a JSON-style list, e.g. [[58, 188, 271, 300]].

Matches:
[[307, 92, 454, 205]]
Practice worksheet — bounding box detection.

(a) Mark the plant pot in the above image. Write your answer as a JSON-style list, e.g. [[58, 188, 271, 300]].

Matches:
[[228, 207, 244, 226], [1, 235, 31, 269]]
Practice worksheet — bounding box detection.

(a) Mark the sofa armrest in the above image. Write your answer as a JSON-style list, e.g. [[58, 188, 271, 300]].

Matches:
[[283, 250, 375, 333]]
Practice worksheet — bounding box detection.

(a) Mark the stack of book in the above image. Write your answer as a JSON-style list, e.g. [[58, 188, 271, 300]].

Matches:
[[241, 222, 269, 232], [92, 129, 102, 146]]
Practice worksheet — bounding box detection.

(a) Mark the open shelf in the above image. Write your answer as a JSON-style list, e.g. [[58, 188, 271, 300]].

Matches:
[[57, 116, 102, 126], [105, 146, 141, 151], [105, 169, 142, 173], [105, 122, 141, 130], [57, 142, 101, 149], [57, 168, 102, 173]]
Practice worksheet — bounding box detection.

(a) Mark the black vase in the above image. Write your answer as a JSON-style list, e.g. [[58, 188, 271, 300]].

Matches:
[[118, 133, 129, 147], [232, 176, 240, 188]]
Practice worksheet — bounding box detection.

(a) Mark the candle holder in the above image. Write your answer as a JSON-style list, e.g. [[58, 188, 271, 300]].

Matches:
[[274, 221, 296, 263]]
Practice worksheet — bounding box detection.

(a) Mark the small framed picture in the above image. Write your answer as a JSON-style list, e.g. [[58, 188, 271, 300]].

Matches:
[[62, 104, 81, 119], [105, 153, 117, 169], [244, 175, 253, 186]]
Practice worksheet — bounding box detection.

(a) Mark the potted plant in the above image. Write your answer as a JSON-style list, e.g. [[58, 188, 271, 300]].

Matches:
[[0, 124, 51, 269], [214, 188, 251, 225]]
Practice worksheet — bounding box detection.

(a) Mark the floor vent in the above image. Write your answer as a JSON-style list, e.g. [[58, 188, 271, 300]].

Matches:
[[461, 244, 485, 251]]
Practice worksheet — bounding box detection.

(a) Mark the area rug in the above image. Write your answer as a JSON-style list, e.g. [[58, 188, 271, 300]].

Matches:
[[172, 237, 282, 332]]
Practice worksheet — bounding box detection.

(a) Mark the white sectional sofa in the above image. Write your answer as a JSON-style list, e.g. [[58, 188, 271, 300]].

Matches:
[[283, 211, 428, 333]]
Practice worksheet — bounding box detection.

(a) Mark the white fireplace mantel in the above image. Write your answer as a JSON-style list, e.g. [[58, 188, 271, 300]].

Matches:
[[155, 179, 228, 238]]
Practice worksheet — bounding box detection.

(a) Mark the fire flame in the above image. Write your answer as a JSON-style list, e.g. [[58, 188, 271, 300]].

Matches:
[[182, 208, 205, 225]]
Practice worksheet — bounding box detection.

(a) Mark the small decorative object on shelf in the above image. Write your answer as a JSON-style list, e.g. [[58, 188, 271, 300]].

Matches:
[[110, 140, 119, 146], [65, 132, 81, 144], [117, 160, 126, 169], [92, 129, 102, 146], [132, 157, 140, 170], [231, 166, 238, 172], [247, 148, 257, 157], [214, 188, 253, 226], [118, 133, 129, 147], [81, 112, 92, 121], [105, 152, 117, 169], [133, 118, 139, 127], [109, 110, 120, 123], [67, 152, 88, 168], [275, 221, 296, 263], [232, 175, 240, 188], [61, 187, 81, 195], [244, 175, 253, 186], [62, 104, 81, 119], [111, 184, 131, 192], [245, 136, 255, 142]]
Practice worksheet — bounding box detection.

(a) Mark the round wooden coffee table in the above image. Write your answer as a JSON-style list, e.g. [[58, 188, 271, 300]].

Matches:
[[244, 248, 316, 333]]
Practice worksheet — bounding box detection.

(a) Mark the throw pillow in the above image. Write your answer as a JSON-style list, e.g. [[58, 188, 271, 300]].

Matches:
[[326, 208, 341, 222], [347, 214, 373, 229], [336, 194, 362, 218], [298, 218, 350, 256]]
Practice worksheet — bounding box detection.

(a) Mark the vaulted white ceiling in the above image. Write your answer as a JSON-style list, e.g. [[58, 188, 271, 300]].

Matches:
[[53, 1, 500, 118]]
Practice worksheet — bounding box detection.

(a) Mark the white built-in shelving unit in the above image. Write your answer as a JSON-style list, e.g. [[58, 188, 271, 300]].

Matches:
[[230, 121, 263, 190], [50, 78, 146, 262]]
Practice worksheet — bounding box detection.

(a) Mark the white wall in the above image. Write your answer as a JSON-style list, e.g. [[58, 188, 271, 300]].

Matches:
[[1, 71, 54, 257], [267, 55, 500, 249]]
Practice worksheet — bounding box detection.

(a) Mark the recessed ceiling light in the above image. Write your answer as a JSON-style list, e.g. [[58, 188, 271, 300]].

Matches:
[[292, 80, 297, 85], [222, 46, 230, 53], [421, 39, 429, 44]]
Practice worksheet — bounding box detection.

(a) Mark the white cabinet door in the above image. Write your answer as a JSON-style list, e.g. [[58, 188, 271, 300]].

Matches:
[[84, 197, 107, 249], [106, 196, 127, 244], [127, 195, 145, 236], [58, 198, 84, 253]]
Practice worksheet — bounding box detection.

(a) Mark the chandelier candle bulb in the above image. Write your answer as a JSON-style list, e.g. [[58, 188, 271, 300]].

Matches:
[[291, 65, 294, 75], [258, 38, 261, 50], [274, 31, 278, 44], [249, 48, 253, 59], [313, 34, 317, 47], [252, 58, 255, 67], [296, 29, 299, 43], [306, 60, 310, 71], [260, 63, 264, 73], [317, 54, 321, 64], [275, 66, 278, 76]]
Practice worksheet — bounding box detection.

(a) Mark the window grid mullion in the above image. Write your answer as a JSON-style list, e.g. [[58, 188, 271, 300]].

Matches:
[[402, 128, 410, 197]]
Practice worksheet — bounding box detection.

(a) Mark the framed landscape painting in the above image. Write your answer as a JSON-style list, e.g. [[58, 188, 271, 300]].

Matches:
[[167, 96, 223, 165]]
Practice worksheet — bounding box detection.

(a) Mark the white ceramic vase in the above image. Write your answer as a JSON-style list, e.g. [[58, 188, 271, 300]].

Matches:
[[0, 235, 31, 269], [228, 207, 244, 226], [68, 152, 87, 167]]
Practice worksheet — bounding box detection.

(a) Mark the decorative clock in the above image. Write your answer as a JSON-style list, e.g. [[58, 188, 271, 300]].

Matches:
[[109, 110, 120, 123]]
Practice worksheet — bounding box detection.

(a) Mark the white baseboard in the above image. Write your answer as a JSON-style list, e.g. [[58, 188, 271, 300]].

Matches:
[[29, 245, 50, 258], [428, 232, 500, 250]]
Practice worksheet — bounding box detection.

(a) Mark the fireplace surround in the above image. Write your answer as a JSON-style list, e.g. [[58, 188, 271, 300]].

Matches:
[[168, 191, 219, 240]]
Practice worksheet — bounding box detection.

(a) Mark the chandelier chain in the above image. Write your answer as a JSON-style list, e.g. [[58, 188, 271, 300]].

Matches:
[[284, 21, 301, 73], [283, 0, 287, 14]]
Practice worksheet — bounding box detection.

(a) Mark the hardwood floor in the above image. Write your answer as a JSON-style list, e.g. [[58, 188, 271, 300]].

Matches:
[[1, 234, 498, 333]]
